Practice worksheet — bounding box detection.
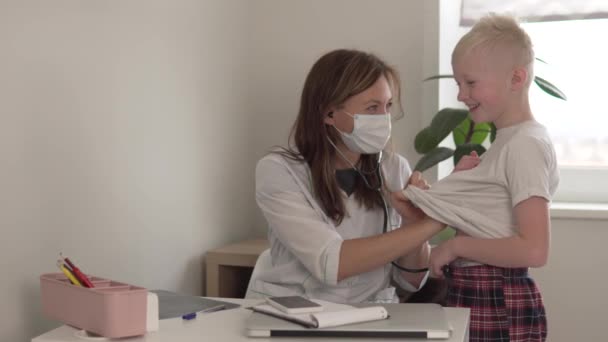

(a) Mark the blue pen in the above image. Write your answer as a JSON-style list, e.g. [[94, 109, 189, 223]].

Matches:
[[182, 304, 226, 320], [182, 312, 197, 320]]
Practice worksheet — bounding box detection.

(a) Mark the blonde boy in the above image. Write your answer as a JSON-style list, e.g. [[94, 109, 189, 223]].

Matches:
[[399, 14, 559, 342]]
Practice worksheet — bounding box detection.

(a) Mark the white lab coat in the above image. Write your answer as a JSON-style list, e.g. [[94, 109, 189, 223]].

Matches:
[[250, 150, 428, 303]]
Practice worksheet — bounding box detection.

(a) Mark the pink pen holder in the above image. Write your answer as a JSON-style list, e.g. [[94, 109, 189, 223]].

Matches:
[[40, 273, 148, 338]]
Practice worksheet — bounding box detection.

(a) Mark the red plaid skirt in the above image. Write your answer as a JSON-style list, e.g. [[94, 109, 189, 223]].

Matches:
[[445, 265, 547, 342]]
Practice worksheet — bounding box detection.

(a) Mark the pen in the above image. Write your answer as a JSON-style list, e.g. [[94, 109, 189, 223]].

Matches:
[[182, 304, 227, 320], [63, 256, 95, 288], [182, 312, 197, 320], [57, 260, 82, 286]]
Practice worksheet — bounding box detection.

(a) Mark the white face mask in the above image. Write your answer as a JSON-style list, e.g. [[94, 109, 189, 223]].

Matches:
[[336, 112, 391, 154]]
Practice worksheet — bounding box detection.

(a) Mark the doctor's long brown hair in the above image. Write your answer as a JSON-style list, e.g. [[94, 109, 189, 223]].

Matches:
[[278, 49, 403, 225]]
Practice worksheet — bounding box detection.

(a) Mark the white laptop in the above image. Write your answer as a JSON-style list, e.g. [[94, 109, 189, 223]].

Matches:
[[245, 303, 452, 339]]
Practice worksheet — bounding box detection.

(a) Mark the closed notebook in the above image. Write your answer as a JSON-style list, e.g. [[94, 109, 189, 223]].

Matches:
[[246, 302, 452, 339]]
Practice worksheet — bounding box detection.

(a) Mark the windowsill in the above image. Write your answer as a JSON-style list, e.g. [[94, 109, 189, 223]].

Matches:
[[551, 202, 608, 220]]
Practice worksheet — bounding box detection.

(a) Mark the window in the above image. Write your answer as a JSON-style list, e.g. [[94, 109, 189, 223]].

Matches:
[[438, 0, 608, 203], [526, 19, 608, 203], [460, 0, 608, 25]]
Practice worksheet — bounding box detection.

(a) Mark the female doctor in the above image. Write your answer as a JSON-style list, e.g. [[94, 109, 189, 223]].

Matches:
[[250, 49, 446, 303]]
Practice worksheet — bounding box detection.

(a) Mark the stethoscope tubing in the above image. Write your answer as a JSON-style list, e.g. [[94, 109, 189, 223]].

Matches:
[[367, 154, 429, 274]]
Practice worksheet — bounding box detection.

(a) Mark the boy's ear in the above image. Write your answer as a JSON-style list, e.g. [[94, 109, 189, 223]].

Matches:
[[511, 67, 528, 91]]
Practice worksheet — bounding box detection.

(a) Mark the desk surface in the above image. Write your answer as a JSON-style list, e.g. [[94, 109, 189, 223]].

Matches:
[[33, 298, 470, 342]]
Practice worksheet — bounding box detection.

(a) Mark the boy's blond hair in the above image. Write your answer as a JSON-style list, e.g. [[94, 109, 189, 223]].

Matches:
[[453, 14, 535, 85]]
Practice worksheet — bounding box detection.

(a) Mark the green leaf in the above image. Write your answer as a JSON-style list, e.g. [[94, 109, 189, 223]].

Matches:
[[415, 108, 468, 154], [429, 107, 468, 144], [452, 117, 471, 146], [534, 76, 567, 100], [452, 117, 489, 146], [414, 147, 454, 172], [453, 143, 486, 166], [423, 74, 454, 82], [469, 122, 491, 145], [489, 123, 497, 142], [414, 127, 441, 154]]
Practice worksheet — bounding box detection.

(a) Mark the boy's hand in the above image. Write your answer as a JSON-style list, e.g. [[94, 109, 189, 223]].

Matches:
[[429, 239, 458, 278], [453, 151, 480, 173]]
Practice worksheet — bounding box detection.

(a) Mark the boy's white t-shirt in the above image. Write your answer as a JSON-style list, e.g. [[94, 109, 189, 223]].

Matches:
[[405, 120, 559, 239]]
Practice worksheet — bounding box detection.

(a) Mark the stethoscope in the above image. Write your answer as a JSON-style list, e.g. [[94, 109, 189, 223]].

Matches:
[[353, 151, 429, 274]]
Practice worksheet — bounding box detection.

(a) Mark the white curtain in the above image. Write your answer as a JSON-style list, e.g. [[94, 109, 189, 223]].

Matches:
[[461, 0, 608, 26]]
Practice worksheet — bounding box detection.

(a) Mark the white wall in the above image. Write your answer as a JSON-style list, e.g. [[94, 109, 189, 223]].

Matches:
[[0, 1, 438, 341], [531, 219, 608, 342], [1, 1, 256, 341]]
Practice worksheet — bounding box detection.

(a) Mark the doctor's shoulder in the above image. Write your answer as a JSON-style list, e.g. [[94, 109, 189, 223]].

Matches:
[[257, 148, 303, 170], [256, 149, 311, 188]]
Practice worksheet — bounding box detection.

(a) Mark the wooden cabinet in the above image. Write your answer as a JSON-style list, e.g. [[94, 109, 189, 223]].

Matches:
[[205, 239, 269, 298]]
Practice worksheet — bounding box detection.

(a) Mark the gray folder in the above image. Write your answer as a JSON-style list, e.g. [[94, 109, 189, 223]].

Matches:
[[151, 289, 240, 319]]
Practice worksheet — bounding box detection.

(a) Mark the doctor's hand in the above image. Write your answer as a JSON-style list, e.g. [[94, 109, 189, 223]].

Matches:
[[453, 151, 480, 173], [389, 191, 423, 221], [429, 239, 458, 278], [390, 171, 430, 220], [390, 171, 428, 221]]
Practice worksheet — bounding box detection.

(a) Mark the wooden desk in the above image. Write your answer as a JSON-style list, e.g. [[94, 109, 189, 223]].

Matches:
[[205, 239, 269, 298], [33, 298, 470, 342]]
